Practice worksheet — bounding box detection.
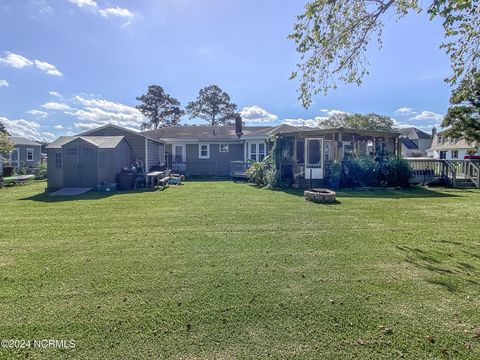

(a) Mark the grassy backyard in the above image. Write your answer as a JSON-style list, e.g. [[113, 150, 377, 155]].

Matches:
[[0, 181, 479, 359]]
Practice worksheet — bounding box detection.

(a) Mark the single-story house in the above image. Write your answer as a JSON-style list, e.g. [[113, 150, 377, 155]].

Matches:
[[142, 124, 297, 177], [398, 127, 433, 158], [0, 136, 42, 173], [46, 125, 165, 190], [427, 128, 479, 160]]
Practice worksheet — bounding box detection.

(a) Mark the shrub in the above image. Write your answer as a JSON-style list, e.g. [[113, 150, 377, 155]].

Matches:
[[246, 160, 268, 187], [341, 157, 378, 187], [35, 162, 47, 179], [377, 156, 412, 188], [333, 156, 412, 189]]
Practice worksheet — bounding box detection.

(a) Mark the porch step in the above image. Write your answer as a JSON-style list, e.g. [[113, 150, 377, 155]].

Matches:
[[454, 179, 477, 189]]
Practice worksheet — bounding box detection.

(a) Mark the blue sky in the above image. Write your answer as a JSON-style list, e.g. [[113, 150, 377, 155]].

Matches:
[[0, 0, 452, 141]]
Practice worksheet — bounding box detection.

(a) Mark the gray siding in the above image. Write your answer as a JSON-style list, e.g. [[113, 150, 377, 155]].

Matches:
[[97, 140, 131, 183], [85, 127, 146, 165], [46, 148, 63, 189], [9, 144, 41, 169], [185, 143, 244, 177], [147, 140, 164, 170]]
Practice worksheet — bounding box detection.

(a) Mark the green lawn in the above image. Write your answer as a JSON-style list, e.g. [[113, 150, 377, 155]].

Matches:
[[0, 181, 479, 359]]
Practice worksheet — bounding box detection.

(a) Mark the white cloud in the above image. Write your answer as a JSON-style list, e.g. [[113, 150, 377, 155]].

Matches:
[[240, 106, 278, 123], [395, 107, 417, 116], [319, 108, 349, 117], [53, 124, 64, 130], [27, 109, 49, 118], [49, 91, 62, 97], [0, 116, 54, 142], [73, 122, 101, 130], [74, 96, 139, 115], [68, 0, 97, 8], [411, 111, 443, 122], [0, 52, 62, 76], [41, 102, 72, 111], [99, 6, 135, 18], [33, 60, 62, 76], [0, 80, 8, 87], [64, 95, 144, 129], [0, 52, 33, 68], [282, 117, 328, 127]]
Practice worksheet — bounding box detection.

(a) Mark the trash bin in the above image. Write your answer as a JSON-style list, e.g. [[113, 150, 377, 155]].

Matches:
[[117, 171, 134, 190], [3, 166, 14, 177]]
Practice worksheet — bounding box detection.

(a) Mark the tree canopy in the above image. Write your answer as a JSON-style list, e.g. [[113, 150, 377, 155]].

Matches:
[[0, 132, 14, 161], [289, 0, 479, 108], [442, 72, 480, 142], [0, 119, 8, 135], [318, 112, 396, 132], [186, 85, 239, 126], [136, 85, 184, 130]]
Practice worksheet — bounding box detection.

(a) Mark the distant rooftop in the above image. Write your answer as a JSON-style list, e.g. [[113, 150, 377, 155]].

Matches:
[[9, 136, 42, 146], [398, 127, 432, 140]]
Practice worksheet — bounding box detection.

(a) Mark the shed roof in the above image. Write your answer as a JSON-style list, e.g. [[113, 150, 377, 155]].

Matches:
[[46, 136, 126, 149], [79, 124, 164, 143], [9, 136, 42, 146]]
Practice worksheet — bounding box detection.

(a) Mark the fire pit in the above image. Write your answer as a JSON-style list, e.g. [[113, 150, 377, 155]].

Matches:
[[304, 188, 337, 203]]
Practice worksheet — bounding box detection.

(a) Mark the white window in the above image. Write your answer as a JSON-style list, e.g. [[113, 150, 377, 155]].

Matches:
[[219, 144, 229, 153], [451, 150, 458, 159], [247, 142, 267, 162], [324, 141, 332, 161], [250, 143, 257, 161], [173, 144, 185, 163], [199, 144, 210, 159], [26, 148, 34, 161], [258, 143, 266, 161]]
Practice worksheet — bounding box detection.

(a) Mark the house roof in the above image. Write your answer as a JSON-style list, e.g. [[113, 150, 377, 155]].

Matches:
[[142, 124, 324, 141], [398, 127, 432, 140], [9, 136, 42, 146], [79, 124, 164, 144], [401, 137, 419, 150], [276, 127, 400, 138], [142, 125, 273, 141], [46, 136, 126, 149]]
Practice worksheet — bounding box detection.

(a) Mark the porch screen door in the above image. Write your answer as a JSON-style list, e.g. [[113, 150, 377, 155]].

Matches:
[[305, 138, 323, 179]]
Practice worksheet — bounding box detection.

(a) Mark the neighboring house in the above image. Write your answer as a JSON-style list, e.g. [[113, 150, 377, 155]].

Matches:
[[0, 136, 42, 172], [398, 127, 433, 158], [427, 128, 480, 160], [46, 125, 165, 190], [142, 124, 297, 177]]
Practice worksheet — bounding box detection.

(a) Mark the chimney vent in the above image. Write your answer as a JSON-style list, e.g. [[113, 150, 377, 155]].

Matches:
[[235, 114, 243, 138], [431, 127, 437, 137]]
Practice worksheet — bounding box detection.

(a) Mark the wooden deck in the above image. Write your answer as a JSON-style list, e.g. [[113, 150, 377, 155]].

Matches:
[[406, 159, 480, 188]]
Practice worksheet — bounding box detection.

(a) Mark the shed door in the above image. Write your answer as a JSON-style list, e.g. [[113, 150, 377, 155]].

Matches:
[[64, 145, 97, 187]]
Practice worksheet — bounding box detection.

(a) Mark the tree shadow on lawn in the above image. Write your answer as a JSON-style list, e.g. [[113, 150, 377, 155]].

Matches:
[[19, 188, 168, 203], [244, 183, 462, 199], [396, 245, 480, 293]]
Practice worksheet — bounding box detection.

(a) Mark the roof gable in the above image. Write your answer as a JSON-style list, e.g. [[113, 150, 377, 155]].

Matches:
[[79, 124, 164, 143]]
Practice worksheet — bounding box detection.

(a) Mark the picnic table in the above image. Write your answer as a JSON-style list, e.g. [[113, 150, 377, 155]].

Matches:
[[1, 175, 36, 187], [146, 170, 170, 189]]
